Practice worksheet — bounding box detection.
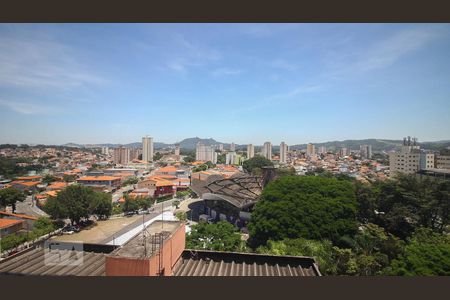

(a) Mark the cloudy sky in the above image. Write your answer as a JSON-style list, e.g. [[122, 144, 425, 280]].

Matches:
[[0, 24, 449, 145]]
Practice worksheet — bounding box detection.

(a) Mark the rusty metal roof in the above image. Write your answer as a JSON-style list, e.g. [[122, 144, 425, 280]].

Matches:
[[0, 248, 106, 276], [173, 250, 321, 276]]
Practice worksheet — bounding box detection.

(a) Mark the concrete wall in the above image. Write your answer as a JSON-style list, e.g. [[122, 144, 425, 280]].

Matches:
[[105, 223, 185, 276]]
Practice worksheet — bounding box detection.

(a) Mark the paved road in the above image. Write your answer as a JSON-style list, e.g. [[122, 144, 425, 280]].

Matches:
[[15, 196, 48, 217], [100, 199, 176, 244], [112, 185, 135, 202]]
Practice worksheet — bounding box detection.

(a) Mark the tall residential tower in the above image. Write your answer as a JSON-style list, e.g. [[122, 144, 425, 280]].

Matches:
[[142, 136, 154, 162]]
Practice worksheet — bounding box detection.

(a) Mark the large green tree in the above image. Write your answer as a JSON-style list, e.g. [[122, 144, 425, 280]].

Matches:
[[242, 155, 273, 174], [248, 176, 358, 247], [43, 185, 112, 224], [186, 221, 243, 252], [0, 187, 25, 212]]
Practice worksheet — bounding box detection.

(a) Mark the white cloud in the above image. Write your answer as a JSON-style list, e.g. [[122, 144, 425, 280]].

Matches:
[[273, 84, 322, 99], [270, 59, 298, 71], [165, 34, 221, 73], [211, 68, 243, 77], [0, 98, 59, 115], [0, 36, 107, 91]]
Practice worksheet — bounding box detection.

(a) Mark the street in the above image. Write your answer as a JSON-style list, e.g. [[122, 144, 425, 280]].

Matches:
[[15, 195, 48, 218]]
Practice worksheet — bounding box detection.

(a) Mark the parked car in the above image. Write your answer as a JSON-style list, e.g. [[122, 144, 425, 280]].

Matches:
[[62, 227, 75, 235]]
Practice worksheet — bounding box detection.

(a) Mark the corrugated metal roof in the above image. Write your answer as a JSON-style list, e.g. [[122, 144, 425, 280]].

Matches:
[[0, 248, 106, 276], [173, 250, 321, 276]]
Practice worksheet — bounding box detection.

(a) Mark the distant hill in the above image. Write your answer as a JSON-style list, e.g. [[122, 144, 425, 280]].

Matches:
[[59, 138, 450, 152]]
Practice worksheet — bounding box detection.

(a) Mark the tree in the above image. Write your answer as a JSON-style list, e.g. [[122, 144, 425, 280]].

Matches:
[[63, 174, 77, 183], [136, 196, 152, 210], [257, 238, 336, 275], [153, 152, 163, 161], [0, 187, 25, 213], [122, 176, 139, 187], [175, 211, 187, 221], [248, 176, 358, 248], [186, 221, 242, 252], [387, 228, 450, 276], [172, 200, 180, 209], [90, 192, 112, 219], [242, 155, 273, 173], [356, 174, 450, 240], [183, 156, 195, 163], [43, 185, 103, 224], [122, 195, 139, 213], [217, 153, 226, 164], [276, 166, 296, 177], [42, 174, 57, 184]]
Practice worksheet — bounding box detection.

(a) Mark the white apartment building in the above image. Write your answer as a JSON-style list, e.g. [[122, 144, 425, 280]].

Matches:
[[142, 136, 154, 162], [247, 144, 255, 159], [262, 142, 272, 160], [389, 145, 421, 174], [360, 145, 373, 159], [280, 142, 288, 164], [101, 146, 109, 155], [196, 142, 217, 164], [174, 145, 180, 156], [225, 152, 244, 165], [230, 143, 236, 151]]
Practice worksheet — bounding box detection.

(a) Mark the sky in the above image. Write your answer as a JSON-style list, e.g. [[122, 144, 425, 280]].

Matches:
[[0, 23, 449, 146]]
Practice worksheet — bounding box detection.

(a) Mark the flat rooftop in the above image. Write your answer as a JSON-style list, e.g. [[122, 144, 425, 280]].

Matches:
[[109, 220, 182, 259]]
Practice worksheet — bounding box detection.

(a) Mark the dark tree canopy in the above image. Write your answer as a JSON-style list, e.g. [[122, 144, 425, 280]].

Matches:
[[355, 174, 450, 240], [248, 176, 358, 248], [44, 185, 112, 224], [0, 187, 25, 212], [242, 155, 273, 173]]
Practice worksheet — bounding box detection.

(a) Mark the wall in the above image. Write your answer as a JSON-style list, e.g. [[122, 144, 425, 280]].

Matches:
[[105, 223, 185, 276]]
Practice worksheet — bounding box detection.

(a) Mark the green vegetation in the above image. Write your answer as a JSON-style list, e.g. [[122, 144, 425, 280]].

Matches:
[[248, 176, 357, 247], [122, 176, 139, 187], [217, 153, 226, 164], [0, 217, 62, 251], [0, 157, 44, 179], [176, 190, 190, 199], [387, 228, 450, 276], [172, 200, 180, 209], [122, 195, 140, 213], [175, 211, 187, 221], [42, 174, 57, 184], [242, 155, 273, 174], [43, 185, 112, 224], [0, 187, 25, 213], [186, 221, 244, 252], [153, 152, 163, 161], [244, 173, 450, 275]]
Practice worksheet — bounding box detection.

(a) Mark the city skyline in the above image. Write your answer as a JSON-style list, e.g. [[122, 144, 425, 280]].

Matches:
[[1, 24, 450, 145]]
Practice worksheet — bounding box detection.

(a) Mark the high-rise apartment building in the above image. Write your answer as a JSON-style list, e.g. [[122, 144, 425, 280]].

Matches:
[[113, 146, 130, 165], [262, 142, 272, 160], [230, 143, 236, 152], [196, 142, 217, 164], [247, 144, 255, 159], [389, 137, 422, 175], [280, 142, 288, 164], [101, 146, 109, 155], [306, 143, 315, 156], [174, 145, 180, 156], [318, 146, 327, 155], [360, 145, 373, 159], [339, 147, 349, 157], [225, 152, 244, 165], [142, 136, 154, 162]]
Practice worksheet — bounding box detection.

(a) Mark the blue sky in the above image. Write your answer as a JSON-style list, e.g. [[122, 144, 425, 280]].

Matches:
[[0, 24, 449, 145]]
